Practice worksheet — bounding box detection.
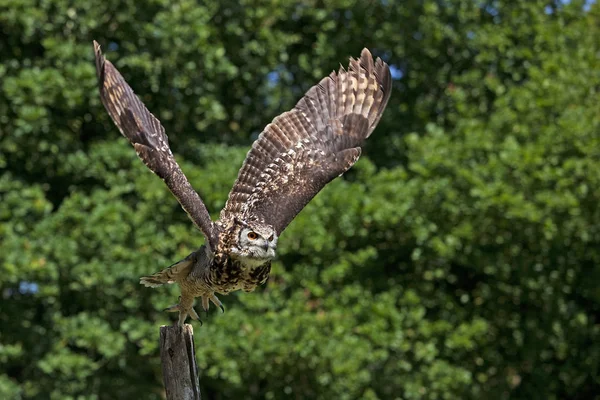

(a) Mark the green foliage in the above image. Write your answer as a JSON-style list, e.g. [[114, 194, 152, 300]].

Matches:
[[1, 0, 599, 399]]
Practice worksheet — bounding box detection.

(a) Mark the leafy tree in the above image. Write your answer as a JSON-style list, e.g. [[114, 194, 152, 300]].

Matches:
[[1, 0, 598, 399]]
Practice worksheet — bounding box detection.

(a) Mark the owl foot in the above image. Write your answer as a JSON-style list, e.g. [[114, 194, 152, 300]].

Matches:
[[200, 293, 225, 313], [164, 303, 202, 327]]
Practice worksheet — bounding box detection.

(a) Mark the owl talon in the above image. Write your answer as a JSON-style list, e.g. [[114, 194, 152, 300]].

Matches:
[[163, 302, 203, 326], [187, 308, 202, 327], [199, 293, 224, 313], [176, 308, 202, 327], [164, 304, 180, 313], [189, 307, 200, 321], [201, 296, 210, 312], [209, 294, 224, 313]]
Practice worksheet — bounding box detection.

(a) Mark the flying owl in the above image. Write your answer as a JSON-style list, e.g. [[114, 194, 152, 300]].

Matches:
[[93, 41, 391, 326]]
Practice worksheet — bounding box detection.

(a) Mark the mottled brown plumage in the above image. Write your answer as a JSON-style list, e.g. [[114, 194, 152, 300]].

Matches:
[[94, 41, 391, 325]]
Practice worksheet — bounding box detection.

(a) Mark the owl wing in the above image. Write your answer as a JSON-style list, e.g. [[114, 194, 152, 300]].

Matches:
[[220, 48, 391, 235], [93, 41, 217, 247]]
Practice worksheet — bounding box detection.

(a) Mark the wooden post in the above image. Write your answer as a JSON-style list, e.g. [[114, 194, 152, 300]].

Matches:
[[160, 324, 201, 400]]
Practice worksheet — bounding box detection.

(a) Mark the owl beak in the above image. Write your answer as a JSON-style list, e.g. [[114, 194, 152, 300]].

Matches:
[[263, 243, 269, 252]]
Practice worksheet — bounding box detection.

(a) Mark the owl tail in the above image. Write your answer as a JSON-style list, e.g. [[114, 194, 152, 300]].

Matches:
[[139, 253, 195, 288]]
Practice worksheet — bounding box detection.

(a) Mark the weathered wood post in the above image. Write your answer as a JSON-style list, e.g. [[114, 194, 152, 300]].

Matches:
[[159, 325, 201, 400]]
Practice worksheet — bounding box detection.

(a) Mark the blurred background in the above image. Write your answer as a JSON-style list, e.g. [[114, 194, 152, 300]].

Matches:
[[1, 0, 599, 399]]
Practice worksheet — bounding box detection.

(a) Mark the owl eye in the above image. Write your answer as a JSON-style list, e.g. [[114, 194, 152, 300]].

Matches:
[[247, 231, 258, 240], [268, 234, 274, 241]]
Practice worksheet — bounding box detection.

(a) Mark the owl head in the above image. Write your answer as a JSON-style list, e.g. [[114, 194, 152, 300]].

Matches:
[[229, 218, 278, 261]]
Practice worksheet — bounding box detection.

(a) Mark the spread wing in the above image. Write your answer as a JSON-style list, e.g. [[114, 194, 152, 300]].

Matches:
[[220, 48, 391, 235], [93, 41, 217, 247]]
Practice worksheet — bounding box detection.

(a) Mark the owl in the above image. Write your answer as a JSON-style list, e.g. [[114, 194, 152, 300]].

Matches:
[[93, 41, 391, 325]]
